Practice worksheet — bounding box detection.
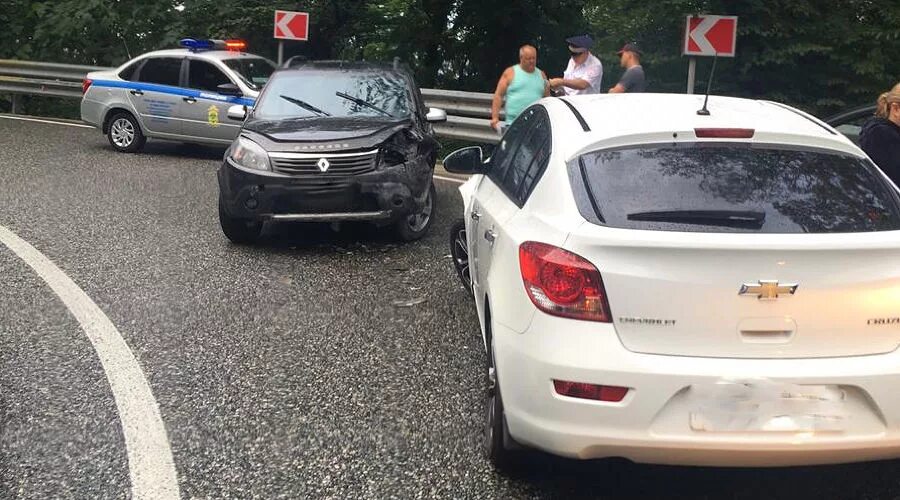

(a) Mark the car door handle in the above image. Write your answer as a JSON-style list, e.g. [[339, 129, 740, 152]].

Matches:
[[470, 211, 481, 221], [129, 89, 144, 96], [182, 97, 197, 104], [484, 228, 497, 245]]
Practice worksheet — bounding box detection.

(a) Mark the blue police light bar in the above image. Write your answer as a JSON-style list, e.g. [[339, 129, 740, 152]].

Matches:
[[179, 38, 219, 51]]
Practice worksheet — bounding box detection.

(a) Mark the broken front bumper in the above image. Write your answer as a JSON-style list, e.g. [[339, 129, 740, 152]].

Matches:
[[217, 157, 433, 223]]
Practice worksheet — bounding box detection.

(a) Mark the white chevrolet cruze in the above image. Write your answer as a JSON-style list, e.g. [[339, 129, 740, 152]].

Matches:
[[445, 94, 900, 470]]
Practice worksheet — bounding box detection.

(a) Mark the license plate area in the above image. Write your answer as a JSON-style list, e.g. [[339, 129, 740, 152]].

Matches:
[[689, 381, 847, 433]]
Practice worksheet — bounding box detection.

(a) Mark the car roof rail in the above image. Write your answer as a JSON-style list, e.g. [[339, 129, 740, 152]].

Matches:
[[558, 97, 591, 132]]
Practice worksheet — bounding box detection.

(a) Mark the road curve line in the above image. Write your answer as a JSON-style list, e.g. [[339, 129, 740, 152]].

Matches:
[[433, 174, 465, 185], [0, 224, 180, 500], [0, 114, 94, 128]]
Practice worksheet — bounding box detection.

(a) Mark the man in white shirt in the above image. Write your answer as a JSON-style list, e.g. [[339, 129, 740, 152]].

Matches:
[[549, 34, 603, 95]]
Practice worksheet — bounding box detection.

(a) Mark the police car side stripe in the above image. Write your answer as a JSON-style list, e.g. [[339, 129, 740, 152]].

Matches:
[[91, 80, 255, 106]]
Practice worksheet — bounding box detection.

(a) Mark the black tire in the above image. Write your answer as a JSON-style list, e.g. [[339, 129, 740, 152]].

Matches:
[[483, 321, 523, 472], [106, 112, 146, 153], [449, 218, 473, 297], [218, 198, 262, 244], [395, 183, 436, 241]]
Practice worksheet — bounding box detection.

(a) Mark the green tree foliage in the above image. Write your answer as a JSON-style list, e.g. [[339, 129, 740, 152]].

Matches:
[[1, 0, 897, 115]]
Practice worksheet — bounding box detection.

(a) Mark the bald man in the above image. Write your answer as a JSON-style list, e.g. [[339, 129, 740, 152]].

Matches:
[[490, 45, 549, 132]]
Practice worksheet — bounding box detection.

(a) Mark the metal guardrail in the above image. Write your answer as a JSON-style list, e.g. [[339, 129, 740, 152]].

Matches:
[[0, 59, 499, 143]]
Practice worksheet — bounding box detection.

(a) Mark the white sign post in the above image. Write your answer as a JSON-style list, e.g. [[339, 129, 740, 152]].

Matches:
[[274, 10, 310, 65], [683, 15, 738, 94]]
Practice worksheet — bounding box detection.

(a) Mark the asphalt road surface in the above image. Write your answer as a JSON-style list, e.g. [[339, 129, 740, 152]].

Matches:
[[1, 115, 899, 499]]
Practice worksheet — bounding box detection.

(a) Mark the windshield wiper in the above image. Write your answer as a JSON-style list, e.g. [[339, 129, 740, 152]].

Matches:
[[279, 95, 331, 117], [335, 92, 395, 118], [626, 210, 766, 229]]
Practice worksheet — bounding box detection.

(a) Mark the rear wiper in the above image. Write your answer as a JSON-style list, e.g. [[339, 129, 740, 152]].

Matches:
[[627, 210, 766, 229], [335, 92, 395, 118], [279, 95, 331, 117]]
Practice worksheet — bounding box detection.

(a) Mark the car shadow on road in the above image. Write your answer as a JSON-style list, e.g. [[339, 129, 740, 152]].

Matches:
[[88, 140, 228, 161], [503, 454, 900, 499]]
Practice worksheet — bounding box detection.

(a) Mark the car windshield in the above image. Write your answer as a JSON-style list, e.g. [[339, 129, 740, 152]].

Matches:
[[223, 57, 275, 90], [569, 144, 900, 233], [254, 70, 412, 120]]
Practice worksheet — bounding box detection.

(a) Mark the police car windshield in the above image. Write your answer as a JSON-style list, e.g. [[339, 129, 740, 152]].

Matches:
[[223, 58, 275, 90], [254, 70, 412, 120]]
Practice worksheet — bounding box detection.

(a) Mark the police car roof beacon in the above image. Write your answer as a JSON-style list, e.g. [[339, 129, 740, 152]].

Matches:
[[179, 38, 247, 52], [697, 51, 719, 116]]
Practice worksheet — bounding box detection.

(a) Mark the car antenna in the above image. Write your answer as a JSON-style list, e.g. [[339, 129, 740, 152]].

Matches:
[[696, 52, 719, 116]]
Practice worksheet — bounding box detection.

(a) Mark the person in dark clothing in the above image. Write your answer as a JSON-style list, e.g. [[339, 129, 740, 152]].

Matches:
[[860, 84, 900, 187], [609, 42, 646, 93]]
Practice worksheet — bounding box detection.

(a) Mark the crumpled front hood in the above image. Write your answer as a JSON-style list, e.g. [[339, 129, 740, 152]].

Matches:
[[242, 117, 412, 151]]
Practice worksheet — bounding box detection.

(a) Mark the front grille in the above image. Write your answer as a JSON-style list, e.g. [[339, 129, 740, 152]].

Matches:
[[270, 149, 378, 176]]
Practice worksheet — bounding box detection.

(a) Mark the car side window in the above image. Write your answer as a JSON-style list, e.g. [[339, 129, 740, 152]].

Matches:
[[188, 60, 233, 93], [118, 61, 141, 81], [514, 112, 552, 203], [488, 107, 537, 189], [137, 58, 183, 87]]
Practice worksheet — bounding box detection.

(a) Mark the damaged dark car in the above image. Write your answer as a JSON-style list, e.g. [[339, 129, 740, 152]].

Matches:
[[217, 61, 446, 243]]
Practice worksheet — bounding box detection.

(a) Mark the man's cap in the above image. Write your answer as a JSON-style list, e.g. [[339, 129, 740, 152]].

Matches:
[[565, 34, 593, 49], [617, 42, 642, 55]]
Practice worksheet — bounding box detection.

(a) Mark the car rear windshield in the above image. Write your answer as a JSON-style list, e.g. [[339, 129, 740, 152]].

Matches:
[[568, 143, 900, 233], [254, 70, 412, 120], [223, 58, 275, 90]]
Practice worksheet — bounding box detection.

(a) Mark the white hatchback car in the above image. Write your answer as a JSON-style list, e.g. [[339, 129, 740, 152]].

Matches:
[[445, 94, 900, 470]]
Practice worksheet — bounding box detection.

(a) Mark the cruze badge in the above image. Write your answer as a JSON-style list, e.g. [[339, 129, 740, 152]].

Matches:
[[739, 280, 798, 300], [317, 158, 330, 172]]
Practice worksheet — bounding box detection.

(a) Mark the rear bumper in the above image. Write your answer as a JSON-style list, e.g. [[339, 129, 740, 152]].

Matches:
[[496, 312, 900, 466], [80, 97, 104, 128], [217, 158, 432, 223]]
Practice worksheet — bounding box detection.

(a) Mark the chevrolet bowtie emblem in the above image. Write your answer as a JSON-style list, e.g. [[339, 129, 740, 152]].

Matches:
[[317, 157, 330, 172], [739, 280, 798, 300]]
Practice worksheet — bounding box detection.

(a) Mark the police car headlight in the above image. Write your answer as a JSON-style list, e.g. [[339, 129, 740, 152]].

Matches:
[[228, 136, 271, 171]]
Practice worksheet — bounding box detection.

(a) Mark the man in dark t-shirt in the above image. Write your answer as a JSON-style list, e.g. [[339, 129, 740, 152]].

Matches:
[[609, 42, 646, 93]]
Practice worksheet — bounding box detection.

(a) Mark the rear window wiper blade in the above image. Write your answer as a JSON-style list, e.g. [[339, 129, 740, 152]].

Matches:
[[626, 210, 766, 228], [279, 95, 331, 117], [335, 91, 395, 118]]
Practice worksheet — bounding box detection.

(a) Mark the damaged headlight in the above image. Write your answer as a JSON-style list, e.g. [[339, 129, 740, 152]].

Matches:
[[380, 129, 420, 167], [228, 136, 271, 171]]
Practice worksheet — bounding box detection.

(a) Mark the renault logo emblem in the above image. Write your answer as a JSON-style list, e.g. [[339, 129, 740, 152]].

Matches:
[[316, 158, 330, 172], [739, 280, 799, 300]]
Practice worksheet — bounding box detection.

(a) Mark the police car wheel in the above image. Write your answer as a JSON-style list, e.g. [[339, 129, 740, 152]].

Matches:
[[395, 182, 435, 242], [218, 198, 262, 244], [107, 112, 146, 153]]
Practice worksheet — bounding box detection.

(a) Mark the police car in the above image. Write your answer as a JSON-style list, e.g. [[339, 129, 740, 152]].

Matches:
[[80, 39, 275, 153]]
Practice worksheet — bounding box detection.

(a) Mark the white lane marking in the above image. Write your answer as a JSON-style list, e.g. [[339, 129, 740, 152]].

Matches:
[[0, 114, 94, 129], [0, 225, 180, 500], [433, 174, 465, 185]]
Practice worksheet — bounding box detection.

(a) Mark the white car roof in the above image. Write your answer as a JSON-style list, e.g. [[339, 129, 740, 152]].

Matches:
[[133, 48, 268, 63], [544, 93, 862, 160]]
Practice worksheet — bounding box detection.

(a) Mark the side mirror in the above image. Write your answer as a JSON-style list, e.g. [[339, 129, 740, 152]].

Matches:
[[227, 104, 248, 121], [425, 107, 447, 123], [443, 146, 485, 174], [217, 83, 243, 97]]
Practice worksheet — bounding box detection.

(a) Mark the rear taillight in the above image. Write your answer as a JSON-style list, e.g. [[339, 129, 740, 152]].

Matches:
[[519, 241, 611, 322], [82, 79, 93, 94], [553, 380, 629, 402]]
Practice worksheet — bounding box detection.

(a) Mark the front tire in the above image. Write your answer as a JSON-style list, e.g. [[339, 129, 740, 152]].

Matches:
[[449, 218, 473, 297], [218, 198, 262, 244], [106, 112, 146, 153], [395, 182, 436, 241]]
